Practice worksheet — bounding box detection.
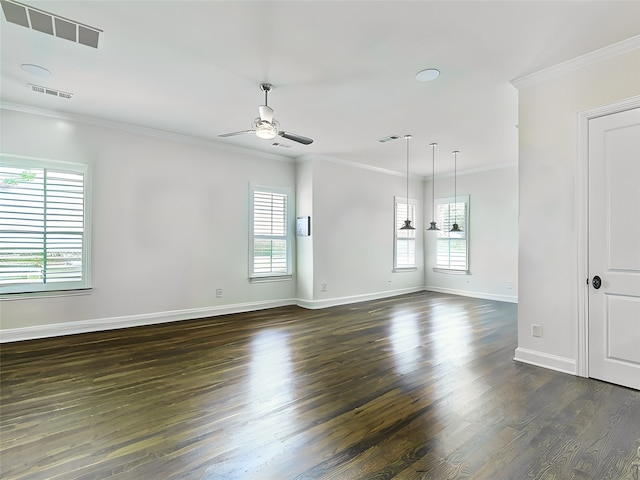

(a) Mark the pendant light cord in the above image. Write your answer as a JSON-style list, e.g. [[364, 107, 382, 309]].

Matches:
[[398, 135, 415, 230], [405, 135, 412, 220], [453, 150, 459, 227], [431, 143, 437, 222]]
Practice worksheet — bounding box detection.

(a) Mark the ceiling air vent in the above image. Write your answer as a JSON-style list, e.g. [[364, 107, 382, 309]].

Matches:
[[378, 135, 401, 143], [30, 84, 73, 99], [1, 0, 101, 48], [271, 142, 292, 148]]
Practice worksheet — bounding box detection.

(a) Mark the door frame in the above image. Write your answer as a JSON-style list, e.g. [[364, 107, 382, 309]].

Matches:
[[576, 95, 640, 378]]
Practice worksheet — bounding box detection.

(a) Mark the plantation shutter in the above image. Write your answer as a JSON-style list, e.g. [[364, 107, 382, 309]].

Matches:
[[394, 198, 416, 269], [0, 162, 88, 293], [252, 189, 289, 276], [435, 196, 469, 272]]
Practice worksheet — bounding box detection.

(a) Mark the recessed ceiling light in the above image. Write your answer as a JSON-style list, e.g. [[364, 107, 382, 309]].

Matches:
[[21, 64, 51, 77], [415, 68, 440, 82]]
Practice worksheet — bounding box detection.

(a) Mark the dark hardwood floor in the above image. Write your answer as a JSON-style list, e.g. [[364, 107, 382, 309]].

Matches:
[[1, 292, 639, 479]]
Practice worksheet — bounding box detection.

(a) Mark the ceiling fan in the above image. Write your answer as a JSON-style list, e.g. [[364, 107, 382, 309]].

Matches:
[[219, 83, 314, 145]]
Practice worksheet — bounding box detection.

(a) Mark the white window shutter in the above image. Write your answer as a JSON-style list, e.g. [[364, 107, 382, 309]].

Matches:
[[0, 159, 89, 294]]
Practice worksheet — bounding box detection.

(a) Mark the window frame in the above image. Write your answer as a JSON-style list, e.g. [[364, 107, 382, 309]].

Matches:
[[433, 194, 469, 274], [0, 154, 92, 296], [249, 184, 293, 282], [393, 195, 417, 272]]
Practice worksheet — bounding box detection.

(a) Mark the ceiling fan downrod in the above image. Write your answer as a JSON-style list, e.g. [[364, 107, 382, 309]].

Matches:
[[260, 83, 272, 106]]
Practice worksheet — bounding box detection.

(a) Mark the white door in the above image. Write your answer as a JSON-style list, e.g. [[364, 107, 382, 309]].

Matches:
[[588, 107, 640, 390]]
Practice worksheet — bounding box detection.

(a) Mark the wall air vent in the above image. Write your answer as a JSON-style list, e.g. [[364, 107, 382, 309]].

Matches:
[[30, 84, 73, 99], [378, 135, 401, 143], [1, 0, 101, 48]]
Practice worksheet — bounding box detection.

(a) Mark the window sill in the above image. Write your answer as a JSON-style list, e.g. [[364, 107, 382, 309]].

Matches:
[[249, 275, 293, 284], [432, 268, 470, 275], [0, 288, 93, 301], [393, 267, 417, 273]]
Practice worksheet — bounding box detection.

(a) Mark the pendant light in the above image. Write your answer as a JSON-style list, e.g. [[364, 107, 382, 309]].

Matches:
[[427, 142, 440, 231], [450, 150, 462, 232], [400, 134, 415, 230]]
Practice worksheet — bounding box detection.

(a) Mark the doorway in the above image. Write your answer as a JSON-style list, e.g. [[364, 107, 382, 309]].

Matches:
[[578, 100, 640, 390]]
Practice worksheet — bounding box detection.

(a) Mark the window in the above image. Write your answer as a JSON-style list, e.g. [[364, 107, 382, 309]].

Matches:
[[435, 195, 469, 273], [0, 156, 90, 294], [250, 186, 291, 279], [394, 196, 416, 270]]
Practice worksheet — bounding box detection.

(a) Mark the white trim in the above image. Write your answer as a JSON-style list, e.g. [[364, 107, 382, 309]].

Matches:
[[0, 155, 92, 295], [249, 184, 293, 279], [425, 162, 518, 181], [432, 268, 470, 275], [1, 288, 92, 301], [296, 287, 425, 310], [0, 289, 428, 342], [434, 194, 470, 272], [0, 286, 518, 342], [0, 299, 297, 343], [425, 286, 517, 304], [0, 103, 292, 164], [514, 347, 577, 376], [394, 195, 417, 270], [511, 35, 640, 89], [575, 96, 640, 378], [298, 153, 409, 179], [300, 154, 517, 181]]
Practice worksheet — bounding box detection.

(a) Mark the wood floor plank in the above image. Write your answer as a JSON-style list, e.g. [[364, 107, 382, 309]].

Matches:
[[1, 292, 639, 479]]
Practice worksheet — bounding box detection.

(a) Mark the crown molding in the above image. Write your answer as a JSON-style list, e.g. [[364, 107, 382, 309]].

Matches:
[[425, 162, 518, 180], [0, 102, 293, 163], [298, 154, 516, 181], [511, 35, 640, 89], [297, 153, 409, 179]]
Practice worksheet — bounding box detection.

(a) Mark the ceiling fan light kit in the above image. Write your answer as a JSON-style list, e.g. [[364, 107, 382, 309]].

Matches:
[[219, 83, 313, 145], [254, 119, 278, 139]]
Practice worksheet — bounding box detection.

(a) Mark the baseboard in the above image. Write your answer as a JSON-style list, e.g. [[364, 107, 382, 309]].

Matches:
[[425, 286, 518, 303], [0, 299, 296, 343], [513, 347, 577, 375], [296, 286, 426, 309], [0, 286, 511, 342]]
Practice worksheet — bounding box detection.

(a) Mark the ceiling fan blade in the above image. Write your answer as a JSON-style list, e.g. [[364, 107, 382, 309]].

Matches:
[[219, 130, 254, 138], [278, 131, 313, 145]]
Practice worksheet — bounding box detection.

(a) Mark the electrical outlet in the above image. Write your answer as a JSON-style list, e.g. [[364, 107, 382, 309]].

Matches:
[[320, 283, 327, 293], [506, 281, 513, 290], [531, 324, 542, 338], [216, 288, 222, 298]]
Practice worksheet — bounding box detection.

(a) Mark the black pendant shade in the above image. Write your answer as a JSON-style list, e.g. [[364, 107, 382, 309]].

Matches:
[[400, 219, 415, 230]]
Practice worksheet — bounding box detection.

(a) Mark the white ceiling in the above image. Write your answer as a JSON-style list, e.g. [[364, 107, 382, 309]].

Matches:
[[1, 1, 639, 177]]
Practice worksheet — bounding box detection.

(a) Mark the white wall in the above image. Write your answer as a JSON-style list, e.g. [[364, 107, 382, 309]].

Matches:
[[0, 108, 297, 337], [295, 159, 314, 302], [515, 48, 640, 373], [297, 157, 425, 308], [0, 109, 428, 339], [424, 165, 518, 303]]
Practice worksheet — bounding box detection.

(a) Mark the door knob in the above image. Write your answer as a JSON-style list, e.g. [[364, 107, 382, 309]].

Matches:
[[592, 276, 602, 289]]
